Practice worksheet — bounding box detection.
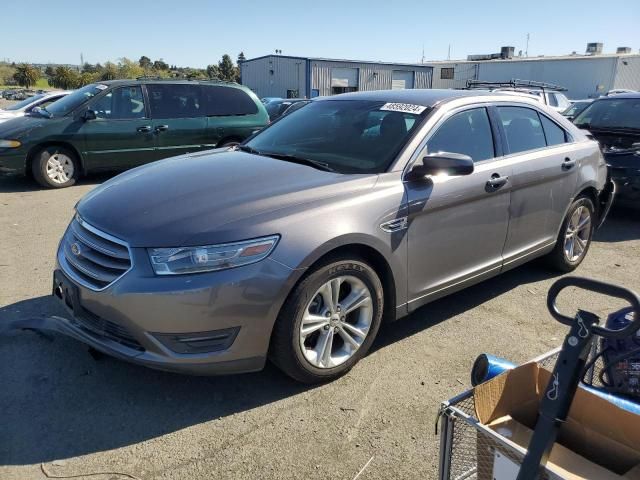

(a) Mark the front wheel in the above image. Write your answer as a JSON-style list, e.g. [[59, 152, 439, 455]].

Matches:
[[270, 258, 384, 383], [545, 196, 595, 272], [32, 146, 79, 188]]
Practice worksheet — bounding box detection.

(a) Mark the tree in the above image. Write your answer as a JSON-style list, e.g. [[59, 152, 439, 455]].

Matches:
[[81, 62, 100, 74], [44, 65, 55, 77], [139, 55, 152, 70], [13, 63, 40, 88], [206, 64, 220, 79], [100, 62, 118, 80], [217, 54, 237, 82], [237, 52, 246, 64], [153, 59, 169, 71], [118, 58, 144, 79], [49, 66, 79, 90], [0, 63, 16, 85], [78, 72, 96, 87]]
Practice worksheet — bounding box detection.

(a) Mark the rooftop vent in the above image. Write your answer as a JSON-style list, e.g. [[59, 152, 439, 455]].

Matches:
[[586, 42, 603, 55], [617, 47, 632, 54], [500, 46, 515, 59]]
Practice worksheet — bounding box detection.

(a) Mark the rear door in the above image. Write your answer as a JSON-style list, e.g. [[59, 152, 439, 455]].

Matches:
[[405, 105, 512, 309], [496, 105, 578, 267], [81, 85, 156, 170], [146, 83, 208, 159]]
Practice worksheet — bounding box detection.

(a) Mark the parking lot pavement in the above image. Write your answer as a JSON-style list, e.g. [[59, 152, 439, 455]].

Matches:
[[1, 173, 639, 480]]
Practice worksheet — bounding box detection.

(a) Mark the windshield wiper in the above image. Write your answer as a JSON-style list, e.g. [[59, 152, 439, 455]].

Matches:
[[235, 144, 261, 154], [259, 151, 335, 172]]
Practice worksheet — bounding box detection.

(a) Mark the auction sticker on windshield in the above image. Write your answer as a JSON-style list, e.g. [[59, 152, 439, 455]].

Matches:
[[380, 103, 427, 114]]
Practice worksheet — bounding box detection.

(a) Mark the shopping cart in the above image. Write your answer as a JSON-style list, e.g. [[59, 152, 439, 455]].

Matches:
[[437, 277, 640, 480]]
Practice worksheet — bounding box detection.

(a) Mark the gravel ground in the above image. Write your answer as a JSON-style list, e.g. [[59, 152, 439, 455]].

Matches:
[[0, 173, 638, 480]]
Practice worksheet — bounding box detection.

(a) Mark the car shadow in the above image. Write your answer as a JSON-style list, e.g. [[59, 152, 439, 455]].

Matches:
[[593, 206, 640, 243], [0, 172, 116, 193]]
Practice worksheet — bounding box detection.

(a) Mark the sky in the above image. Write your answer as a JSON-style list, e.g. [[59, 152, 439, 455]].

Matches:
[[2, 0, 639, 68]]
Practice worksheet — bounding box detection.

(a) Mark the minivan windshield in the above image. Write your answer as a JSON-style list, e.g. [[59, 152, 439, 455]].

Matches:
[[45, 84, 107, 117], [574, 98, 640, 130], [245, 100, 428, 174], [5, 94, 45, 111]]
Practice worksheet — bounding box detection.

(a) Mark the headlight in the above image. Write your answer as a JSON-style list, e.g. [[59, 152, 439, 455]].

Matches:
[[148, 235, 279, 275], [0, 139, 21, 148]]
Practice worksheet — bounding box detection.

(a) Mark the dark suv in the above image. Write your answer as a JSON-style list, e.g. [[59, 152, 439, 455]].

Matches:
[[0, 79, 268, 187]]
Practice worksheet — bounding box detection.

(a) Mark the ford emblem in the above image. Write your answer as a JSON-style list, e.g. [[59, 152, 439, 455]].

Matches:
[[71, 242, 82, 256]]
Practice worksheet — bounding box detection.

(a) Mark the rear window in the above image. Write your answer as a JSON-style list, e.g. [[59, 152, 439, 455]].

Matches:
[[540, 115, 568, 146], [203, 86, 258, 116], [497, 106, 547, 154]]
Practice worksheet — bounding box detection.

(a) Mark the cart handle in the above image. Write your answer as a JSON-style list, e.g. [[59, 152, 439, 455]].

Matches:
[[547, 276, 640, 339]]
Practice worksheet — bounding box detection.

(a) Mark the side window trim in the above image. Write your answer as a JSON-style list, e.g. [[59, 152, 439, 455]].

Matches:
[[537, 110, 573, 144]]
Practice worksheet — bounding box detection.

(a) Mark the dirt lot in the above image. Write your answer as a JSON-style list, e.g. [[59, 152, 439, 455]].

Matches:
[[1, 173, 638, 480]]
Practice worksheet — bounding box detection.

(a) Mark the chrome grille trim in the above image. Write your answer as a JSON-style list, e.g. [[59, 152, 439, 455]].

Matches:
[[58, 215, 133, 291]]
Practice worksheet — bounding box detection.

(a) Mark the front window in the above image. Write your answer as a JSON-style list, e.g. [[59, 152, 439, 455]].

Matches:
[[574, 98, 640, 130], [426, 108, 495, 162], [45, 84, 107, 117], [497, 106, 547, 153], [90, 86, 146, 119], [5, 94, 45, 111], [245, 100, 428, 174]]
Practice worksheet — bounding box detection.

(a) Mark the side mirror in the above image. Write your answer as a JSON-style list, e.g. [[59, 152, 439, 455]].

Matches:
[[82, 109, 97, 121], [407, 152, 474, 180]]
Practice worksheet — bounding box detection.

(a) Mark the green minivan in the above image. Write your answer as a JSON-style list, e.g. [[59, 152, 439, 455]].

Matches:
[[0, 79, 269, 187]]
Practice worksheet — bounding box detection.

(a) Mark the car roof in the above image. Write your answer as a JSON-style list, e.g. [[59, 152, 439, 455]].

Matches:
[[596, 92, 640, 100], [96, 79, 244, 88], [315, 89, 489, 107]]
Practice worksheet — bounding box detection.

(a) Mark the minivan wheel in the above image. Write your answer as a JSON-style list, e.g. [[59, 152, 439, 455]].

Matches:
[[545, 196, 595, 272], [270, 258, 384, 383], [32, 146, 79, 188]]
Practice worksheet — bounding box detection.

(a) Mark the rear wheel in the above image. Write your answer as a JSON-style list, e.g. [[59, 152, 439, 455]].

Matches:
[[270, 258, 384, 383], [32, 146, 79, 188], [545, 196, 595, 271]]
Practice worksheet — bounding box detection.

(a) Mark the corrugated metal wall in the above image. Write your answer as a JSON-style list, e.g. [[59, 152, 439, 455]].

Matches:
[[430, 63, 479, 89], [310, 60, 432, 96], [613, 56, 640, 91], [476, 57, 620, 99], [240, 56, 307, 99]]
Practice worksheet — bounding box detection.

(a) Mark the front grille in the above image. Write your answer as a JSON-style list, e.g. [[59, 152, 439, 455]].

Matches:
[[59, 216, 132, 290], [74, 308, 143, 351]]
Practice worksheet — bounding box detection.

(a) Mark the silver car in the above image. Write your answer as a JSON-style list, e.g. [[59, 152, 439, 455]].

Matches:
[[0, 90, 70, 124], [46, 89, 613, 383]]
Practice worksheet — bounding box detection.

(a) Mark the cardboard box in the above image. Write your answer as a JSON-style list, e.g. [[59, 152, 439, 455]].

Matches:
[[473, 362, 640, 479]]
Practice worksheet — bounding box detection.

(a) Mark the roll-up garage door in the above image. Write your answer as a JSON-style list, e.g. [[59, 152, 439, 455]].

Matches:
[[392, 70, 415, 90], [331, 68, 359, 87]]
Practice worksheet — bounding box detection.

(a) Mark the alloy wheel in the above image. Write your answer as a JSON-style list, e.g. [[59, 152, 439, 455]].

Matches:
[[299, 275, 373, 369], [564, 205, 592, 262]]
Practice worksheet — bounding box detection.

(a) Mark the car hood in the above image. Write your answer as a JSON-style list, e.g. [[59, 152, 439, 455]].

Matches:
[[77, 150, 378, 247], [0, 114, 52, 138], [0, 110, 21, 118]]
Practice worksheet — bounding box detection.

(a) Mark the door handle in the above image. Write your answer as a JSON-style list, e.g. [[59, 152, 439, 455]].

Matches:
[[562, 157, 576, 170], [155, 125, 169, 133], [486, 173, 509, 190], [137, 125, 152, 133]]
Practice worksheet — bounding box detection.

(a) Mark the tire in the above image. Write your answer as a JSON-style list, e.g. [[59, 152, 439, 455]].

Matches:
[[219, 139, 240, 148], [270, 258, 384, 383], [32, 146, 79, 188], [545, 196, 595, 272]]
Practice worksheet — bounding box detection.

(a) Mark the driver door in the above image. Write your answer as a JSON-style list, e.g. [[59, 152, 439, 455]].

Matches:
[[81, 86, 157, 171], [405, 106, 512, 310]]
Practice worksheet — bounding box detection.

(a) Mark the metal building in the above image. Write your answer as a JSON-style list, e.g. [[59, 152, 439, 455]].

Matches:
[[428, 52, 640, 99], [240, 55, 433, 99]]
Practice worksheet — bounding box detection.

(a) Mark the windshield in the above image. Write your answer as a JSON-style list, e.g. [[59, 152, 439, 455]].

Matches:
[[5, 94, 45, 111], [45, 84, 107, 117], [245, 100, 427, 174], [574, 98, 640, 130], [563, 101, 589, 117]]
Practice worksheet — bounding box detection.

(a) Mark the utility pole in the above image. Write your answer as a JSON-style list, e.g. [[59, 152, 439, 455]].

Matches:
[[525, 33, 530, 57], [421, 45, 425, 64], [447, 44, 451, 60]]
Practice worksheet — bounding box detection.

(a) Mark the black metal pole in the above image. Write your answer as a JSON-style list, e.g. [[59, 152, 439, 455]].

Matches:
[[516, 309, 600, 480]]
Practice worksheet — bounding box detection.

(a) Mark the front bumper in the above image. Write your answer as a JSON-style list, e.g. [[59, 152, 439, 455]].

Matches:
[[609, 167, 640, 208], [42, 254, 297, 375], [0, 150, 26, 175]]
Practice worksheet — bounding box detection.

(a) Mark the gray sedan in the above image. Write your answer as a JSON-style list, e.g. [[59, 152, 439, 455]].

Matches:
[[46, 89, 612, 383]]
